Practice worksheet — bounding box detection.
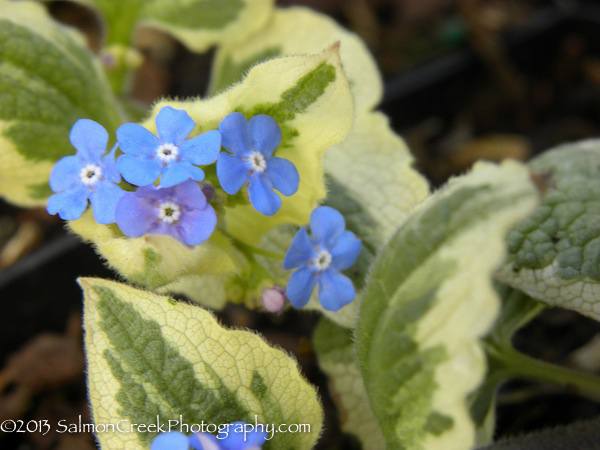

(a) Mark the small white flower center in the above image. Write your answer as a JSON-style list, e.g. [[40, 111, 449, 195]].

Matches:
[[157, 201, 181, 224], [79, 164, 102, 186], [313, 249, 332, 271], [156, 143, 179, 164], [247, 151, 267, 174]]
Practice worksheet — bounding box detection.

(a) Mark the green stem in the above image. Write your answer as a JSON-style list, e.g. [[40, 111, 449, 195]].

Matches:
[[487, 342, 600, 402], [230, 239, 274, 281], [233, 240, 285, 260]]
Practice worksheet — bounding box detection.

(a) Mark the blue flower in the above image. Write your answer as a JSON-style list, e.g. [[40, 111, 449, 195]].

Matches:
[[151, 431, 190, 450], [283, 206, 361, 311], [216, 112, 299, 216], [215, 421, 267, 450], [115, 180, 217, 246], [47, 119, 124, 224], [151, 422, 266, 450], [116, 106, 221, 188]]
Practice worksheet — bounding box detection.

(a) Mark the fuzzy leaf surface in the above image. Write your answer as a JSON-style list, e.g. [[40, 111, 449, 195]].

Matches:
[[356, 161, 537, 449], [81, 277, 322, 449], [0, 1, 120, 206], [497, 141, 600, 321]]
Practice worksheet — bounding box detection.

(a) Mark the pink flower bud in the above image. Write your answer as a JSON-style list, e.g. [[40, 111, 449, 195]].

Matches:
[[262, 287, 286, 313]]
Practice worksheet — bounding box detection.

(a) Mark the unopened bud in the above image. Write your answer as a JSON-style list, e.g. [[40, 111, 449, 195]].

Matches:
[[200, 182, 215, 203], [262, 286, 286, 313]]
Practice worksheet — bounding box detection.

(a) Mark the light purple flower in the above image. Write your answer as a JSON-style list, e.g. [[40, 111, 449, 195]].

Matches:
[[216, 112, 299, 216], [115, 180, 217, 246], [47, 119, 124, 224], [116, 106, 221, 188]]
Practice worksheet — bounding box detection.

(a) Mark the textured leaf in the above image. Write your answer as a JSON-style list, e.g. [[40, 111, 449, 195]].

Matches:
[[66, 0, 273, 51], [210, 6, 382, 112], [149, 46, 353, 245], [69, 210, 241, 290], [0, 1, 121, 206], [313, 318, 385, 449], [497, 141, 600, 321], [158, 274, 229, 310], [81, 277, 322, 449], [355, 161, 537, 449]]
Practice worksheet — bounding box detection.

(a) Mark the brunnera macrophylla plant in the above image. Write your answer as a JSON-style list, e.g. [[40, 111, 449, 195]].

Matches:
[[2, 1, 600, 450]]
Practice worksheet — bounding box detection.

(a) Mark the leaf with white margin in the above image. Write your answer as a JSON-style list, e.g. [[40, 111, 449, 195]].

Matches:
[[313, 318, 385, 449], [146, 46, 353, 245], [0, 1, 121, 206], [209, 6, 382, 112], [497, 140, 600, 321], [46, 0, 273, 52], [81, 277, 322, 449], [257, 112, 429, 328], [356, 161, 537, 450], [69, 210, 241, 290]]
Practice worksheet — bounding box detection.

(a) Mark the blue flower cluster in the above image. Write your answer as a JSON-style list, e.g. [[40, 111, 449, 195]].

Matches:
[[47, 107, 299, 246], [151, 422, 266, 450], [47, 107, 362, 311]]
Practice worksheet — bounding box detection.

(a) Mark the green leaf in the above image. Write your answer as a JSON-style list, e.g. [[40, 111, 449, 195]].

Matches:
[[81, 277, 322, 449], [66, 0, 273, 51], [69, 210, 242, 290], [210, 6, 382, 112], [157, 274, 229, 310], [0, 1, 121, 206], [497, 140, 600, 321], [313, 318, 385, 449], [355, 161, 537, 449]]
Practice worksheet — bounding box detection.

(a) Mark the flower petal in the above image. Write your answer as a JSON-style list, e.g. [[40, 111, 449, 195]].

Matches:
[[47, 187, 88, 220], [115, 191, 156, 237], [330, 230, 362, 270], [310, 206, 346, 247], [69, 119, 108, 161], [151, 432, 190, 450], [189, 433, 220, 450], [155, 106, 195, 144], [180, 130, 221, 165], [49, 155, 81, 192], [216, 152, 249, 194], [265, 156, 299, 196], [149, 221, 184, 242], [248, 114, 281, 157], [219, 112, 251, 155], [172, 180, 207, 209], [117, 154, 162, 186], [90, 182, 125, 224], [248, 174, 281, 216], [318, 269, 355, 311], [101, 145, 121, 183], [116, 123, 160, 157], [286, 266, 318, 308], [283, 227, 315, 270], [220, 422, 267, 450], [159, 162, 205, 188], [178, 204, 217, 246]]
